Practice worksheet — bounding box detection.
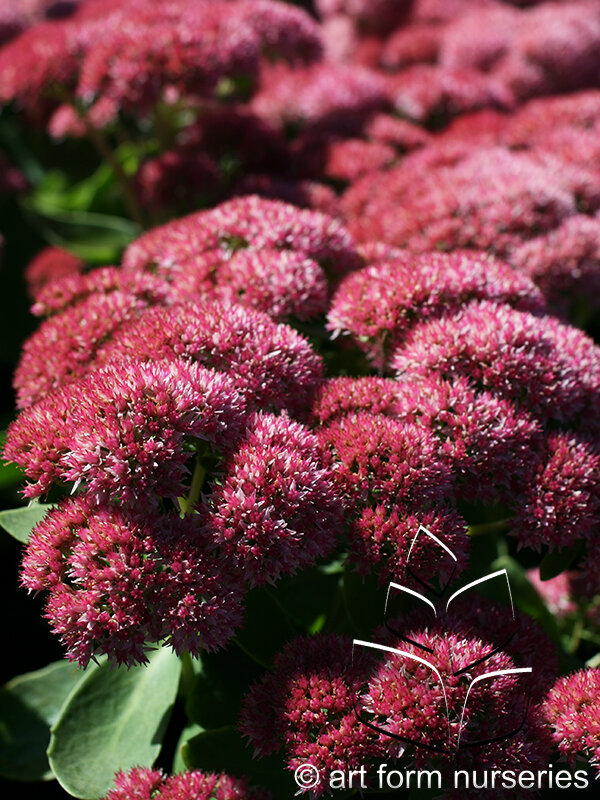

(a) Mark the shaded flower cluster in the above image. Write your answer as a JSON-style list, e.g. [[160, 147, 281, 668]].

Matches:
[[543, 668, 600, 775], [21, 498, 244, 665], [241, 602, 552, 797], [103, 767, 270, 800]]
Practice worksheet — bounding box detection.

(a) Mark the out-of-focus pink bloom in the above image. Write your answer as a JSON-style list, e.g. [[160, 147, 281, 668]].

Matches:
[[103, 767, 270, 800], [324, 138, 396, 182], [526, 569, 577, 617], [388, 64, 512, 123], [512, 433, 600, 551], [382, 23, 441, 70], [509, 215, 600, 318], [232, 176, 339, 217], [134, 106, 289, 214], [24, 245, 85, 300], [315, 0, 414, 35], [251, 62, 389, 130], [93, 302, 324, 418], [204, 412, 343, 585], [6, 358, 246, 500], [543, 669, 600, 774], [0, 0, 322, 124], [363, 113, 431, 150], [327, 251, 545, 368], [343, 148, 581, 252], [22, 499, 244, 666]]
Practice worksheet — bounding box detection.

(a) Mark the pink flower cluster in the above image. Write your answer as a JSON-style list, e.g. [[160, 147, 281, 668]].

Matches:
[[103, 767, 270, 800], [241, 601, 553, 796], [4, 198, 369, 665], [543, 669, 600, 775], [0, 0, 322, 127]]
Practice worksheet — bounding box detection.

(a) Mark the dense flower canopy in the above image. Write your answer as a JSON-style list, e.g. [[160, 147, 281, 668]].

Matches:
[[3, 0, 600, 792]]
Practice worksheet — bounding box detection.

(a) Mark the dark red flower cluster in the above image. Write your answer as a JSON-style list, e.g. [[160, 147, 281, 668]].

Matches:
[[0, 0, 322, 126], [103, 767, 270, 800], [241, 601, 553, 796]]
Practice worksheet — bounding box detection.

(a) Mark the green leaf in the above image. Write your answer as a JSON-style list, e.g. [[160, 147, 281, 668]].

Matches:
[[0, 503, 52, 543], [539, 541, 585, 581], [48, 647, 181, 799], [21, 200, 140, 263], [0, 660, 86, 781], [342, 565, 384, 636], [234, 588, 296, 668], [185, 648, 260, 730], [491, 555, 560, 642], [172, 723, 203, 775], [183, 726, 295, 796]]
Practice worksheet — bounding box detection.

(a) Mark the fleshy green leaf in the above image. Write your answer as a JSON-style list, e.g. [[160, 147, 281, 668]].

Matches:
[[234, 588, 296, 668], [0, 660, 87, 782], [0, 503, 52, 543], [185, 648, 260, 730], [183, 725, 295, 796], [539, 541, 584, 581], [48, 647, 181, 799], [172, 723, 203, 775]]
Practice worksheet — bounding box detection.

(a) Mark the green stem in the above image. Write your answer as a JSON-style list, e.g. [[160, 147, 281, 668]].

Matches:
[[233, 637, 271, 670], [179, 651, 197, 698], [179, 454, 207, 517], [568, 618, 585, 654], [54, 86, 146, 228], [468, 518, 513, 537]]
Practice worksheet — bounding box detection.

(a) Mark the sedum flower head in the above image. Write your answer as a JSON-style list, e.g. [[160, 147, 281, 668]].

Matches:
[[22, 498, 244, 666], [240, 633, 381, 793], [14, 297, 323, 416], [103, 766, 270, 799], [0, 0, 322, 124], [94, 302, 324, 418], [24, 245, 85, 300], [392, 300, 600, 425], [543, 668, 600, 774], [204, 412, 343, 585], [122, 195, 361, 313], [327, 250, 545, 368], [6, 358, 246, 501], [512, 432, 600, 551]]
